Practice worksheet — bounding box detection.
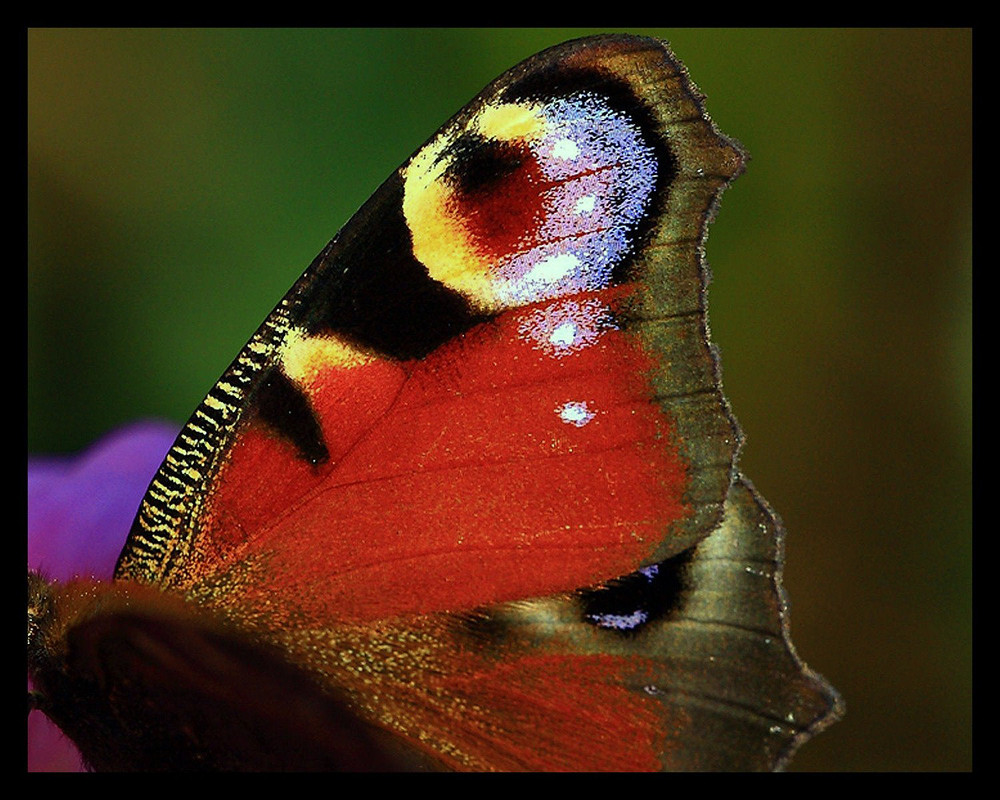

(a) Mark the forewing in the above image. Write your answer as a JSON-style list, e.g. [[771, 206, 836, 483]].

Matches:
[[114, 36, 743, 629]]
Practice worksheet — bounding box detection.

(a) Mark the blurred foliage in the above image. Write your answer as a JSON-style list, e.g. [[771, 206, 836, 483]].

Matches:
[[28, 28, 971, 771]]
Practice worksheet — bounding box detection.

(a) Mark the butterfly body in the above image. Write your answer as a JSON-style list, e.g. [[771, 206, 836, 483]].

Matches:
[[28, 35, 841, 771]]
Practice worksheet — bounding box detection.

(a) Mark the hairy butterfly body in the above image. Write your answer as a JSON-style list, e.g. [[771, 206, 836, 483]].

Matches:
[[28, 35, 842, 771]]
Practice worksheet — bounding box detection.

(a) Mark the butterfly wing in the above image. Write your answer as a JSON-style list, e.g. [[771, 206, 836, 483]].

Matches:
[[103, 35, 839, 770], [115, 35, 741, 617], [262, 476, 839, 771]]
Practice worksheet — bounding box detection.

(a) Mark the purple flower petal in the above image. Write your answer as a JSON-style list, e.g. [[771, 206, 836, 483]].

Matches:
[[28, 420, 179, 581], [28, 420, 180, 772]]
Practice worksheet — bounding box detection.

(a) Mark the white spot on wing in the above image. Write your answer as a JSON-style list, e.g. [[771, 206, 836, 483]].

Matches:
[[557, 400, 596, 427], [549, 322, 577, 347], [524, 252, 580, 285], [574, 194, 596, 215], [551, 137, 580, 160]]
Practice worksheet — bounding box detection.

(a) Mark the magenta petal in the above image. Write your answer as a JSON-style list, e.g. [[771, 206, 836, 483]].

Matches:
[[28, 420, 180, 772], [27, 712, 88, 773], [28, 420, 179, 582]]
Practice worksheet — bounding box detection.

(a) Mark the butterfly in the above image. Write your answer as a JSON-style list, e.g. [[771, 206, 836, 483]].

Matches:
[[27, 34, 842, 771]]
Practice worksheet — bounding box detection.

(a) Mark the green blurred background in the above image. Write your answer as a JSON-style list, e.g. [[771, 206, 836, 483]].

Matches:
[[28, 29, 971, 771]]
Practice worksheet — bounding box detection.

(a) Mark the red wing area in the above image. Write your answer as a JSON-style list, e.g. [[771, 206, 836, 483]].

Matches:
[[364, 649, 671, 772], [178, 289, 690, 625], [263, 476, 842, 772], [274, 614, 671, 772]]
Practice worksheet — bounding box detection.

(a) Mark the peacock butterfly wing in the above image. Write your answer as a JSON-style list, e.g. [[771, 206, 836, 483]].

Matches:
[[304, 476, 840, 771], [114, 35, 742, 612], [28, 34, 842, 771]]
